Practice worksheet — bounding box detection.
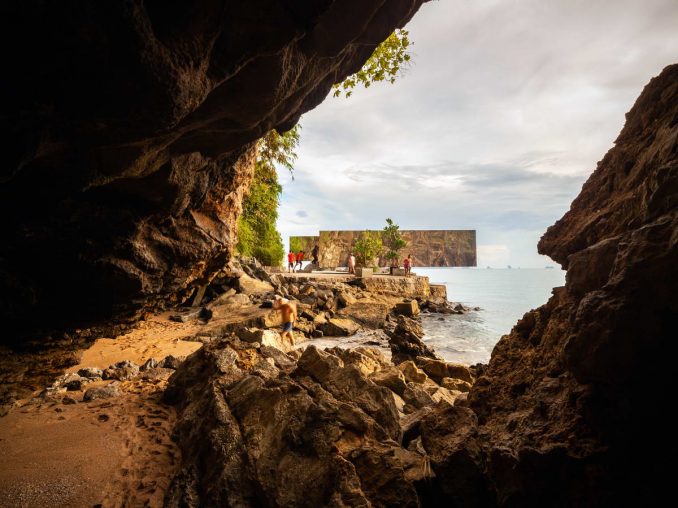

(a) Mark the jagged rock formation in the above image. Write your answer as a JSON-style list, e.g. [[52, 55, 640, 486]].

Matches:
[[451, 64, 677, 506], [0, 0, 426, 342], [163, 338, 471, 507]]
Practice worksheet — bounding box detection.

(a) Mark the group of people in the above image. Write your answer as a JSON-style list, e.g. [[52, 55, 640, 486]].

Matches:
[[287, 245, 320, 273], [346, 253, 414, 275]]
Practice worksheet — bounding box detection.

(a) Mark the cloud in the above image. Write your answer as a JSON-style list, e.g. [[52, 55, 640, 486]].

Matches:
[[276, 0, 678, 267]]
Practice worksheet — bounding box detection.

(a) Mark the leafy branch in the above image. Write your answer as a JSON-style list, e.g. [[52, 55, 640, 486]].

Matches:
[[333, 29, 412, 98]]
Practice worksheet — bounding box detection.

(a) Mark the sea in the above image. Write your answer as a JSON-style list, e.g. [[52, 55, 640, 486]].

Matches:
[[415, 267, 566, 365]]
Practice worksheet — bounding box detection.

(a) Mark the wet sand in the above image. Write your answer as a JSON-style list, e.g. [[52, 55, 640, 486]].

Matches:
[[0, 377, 178, 508]]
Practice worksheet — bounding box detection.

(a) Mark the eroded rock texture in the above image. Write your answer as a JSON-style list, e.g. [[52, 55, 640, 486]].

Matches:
[[455, 65, 677, 506], [0, 0, 425, 342], [163, 339, 451, 507]]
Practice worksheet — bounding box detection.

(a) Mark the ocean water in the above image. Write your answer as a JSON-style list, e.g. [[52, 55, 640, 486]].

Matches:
[[415, 268, 566, 365]]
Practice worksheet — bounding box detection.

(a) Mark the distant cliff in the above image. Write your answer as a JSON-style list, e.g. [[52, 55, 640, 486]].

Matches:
[[291, 229, 477, 267]]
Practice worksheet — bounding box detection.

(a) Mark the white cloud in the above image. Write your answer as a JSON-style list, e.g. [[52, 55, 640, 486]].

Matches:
[[278, 0, 678, 267]]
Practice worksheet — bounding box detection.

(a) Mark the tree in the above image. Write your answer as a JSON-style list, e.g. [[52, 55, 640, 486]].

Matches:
[[353, 231, 383, 267], [238, 29, 414, 263], [382, 218, 407, 267], [258, 124, 301, 175], [333, 29, 412, 98], [236, 127, 299, 265]]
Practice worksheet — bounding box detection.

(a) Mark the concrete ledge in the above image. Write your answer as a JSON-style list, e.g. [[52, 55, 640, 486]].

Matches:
[[274, 273, 431, 298]]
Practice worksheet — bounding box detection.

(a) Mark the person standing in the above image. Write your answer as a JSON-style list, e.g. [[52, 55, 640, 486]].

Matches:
[[311, 245, 319, 265], [273, 296, 297, 344], [347, 252, 356, 275], [295, 251, 304, 271], [404, 254, 413, 276], [287, 250, 296, 272]]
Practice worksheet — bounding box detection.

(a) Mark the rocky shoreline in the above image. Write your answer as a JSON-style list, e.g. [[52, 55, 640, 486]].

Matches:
[[1, 260, 481, 506]]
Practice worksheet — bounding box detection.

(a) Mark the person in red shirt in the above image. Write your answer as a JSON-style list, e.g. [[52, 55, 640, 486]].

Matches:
[[295, 251, 304, 271], [403, 254, 413, 276], [287, 250, 295, 272]]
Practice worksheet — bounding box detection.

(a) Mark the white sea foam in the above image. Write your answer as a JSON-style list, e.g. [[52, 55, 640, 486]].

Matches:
[[417, 267, 566, 365]]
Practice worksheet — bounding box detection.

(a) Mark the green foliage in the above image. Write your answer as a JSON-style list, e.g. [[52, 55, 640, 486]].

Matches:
[[236, 127, 300, 266], [289, 237, 303, 253], [333, 29, 412, 98], [259, 124, 301, 174], [353, 231, 383, 267], [382, 218, 407, 265]]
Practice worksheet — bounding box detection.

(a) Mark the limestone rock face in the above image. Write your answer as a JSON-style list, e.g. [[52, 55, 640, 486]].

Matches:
[[164, 340, 434, 507], [387, 315, 437, 363], [337, 302, 390, 328], [439, 65, 678, 506], [0, 0, 427, 342]]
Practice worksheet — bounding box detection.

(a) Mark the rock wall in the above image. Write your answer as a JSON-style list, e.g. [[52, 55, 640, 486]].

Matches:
[[447, 64, 677, 506], [0, 0, 427, 342], [289, 236, 319, 255], [298, 229, 477, 267]]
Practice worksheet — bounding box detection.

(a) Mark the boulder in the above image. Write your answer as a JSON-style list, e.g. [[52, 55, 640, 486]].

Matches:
[[395, 300, 420, 317], [103, 366, 139, 381], [353, 347, 391, 370], [429, 284, 447, 299], [139, 368, 175, 381], [293, 320, 314, 335], [416, 357, 474, 384], [322, 297, 337, 312], [370, 367, 408, 396], [237, 274, 274, 295], [312, 312, 328, 325], [430, 387, 462, 405], [209, 292, 250, 311], [387, 315, 437, 363], [320, 317, 360, 337], [259, 346, 297, 373], [415, 357, 449, 383], [241, 328, 295, 352], [441, 377, 473, 392], [401, 383, 435, 412], [400, 406, 434, 445], [299, 309, 317, 321], [295, 346, 344, 383], [170, 307, 209, 323], [419, 404, 491, 505], [337, 291, 357, 307], [140, 358, 158, 371], [397, 361, 428, 384], [64, 376, 85, 391], [337, 302, 389, 329], [445, 363, 474, 384], [83, 384, 120, 402], [454, 393, 469, 407], [325, 348, 383, 377], [158, 356, 185, 370], [77, 367, 103, 379]]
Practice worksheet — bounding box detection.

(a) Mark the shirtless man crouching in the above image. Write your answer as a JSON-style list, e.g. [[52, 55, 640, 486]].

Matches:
[[273, 296, 297, 343]]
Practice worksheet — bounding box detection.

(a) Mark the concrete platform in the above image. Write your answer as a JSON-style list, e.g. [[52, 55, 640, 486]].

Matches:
[[272, 272, 434, 298]]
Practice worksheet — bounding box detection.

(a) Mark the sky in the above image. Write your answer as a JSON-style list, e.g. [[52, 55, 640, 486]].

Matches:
[[276, 0, 678, 268]]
